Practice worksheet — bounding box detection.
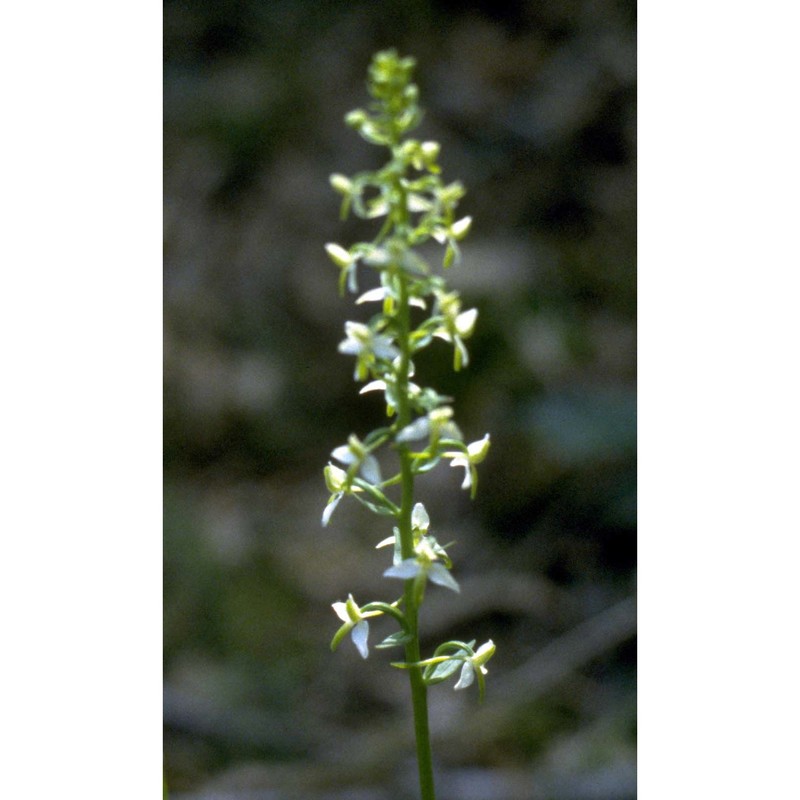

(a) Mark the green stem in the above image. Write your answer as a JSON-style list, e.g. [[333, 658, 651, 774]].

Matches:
[[396, 270, 436, 800]]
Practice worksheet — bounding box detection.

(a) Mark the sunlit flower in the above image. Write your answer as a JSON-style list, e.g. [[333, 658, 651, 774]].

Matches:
[[396, 406, 461, 446], [322, 463, 363, 527], [331, 594, 383, 659], [454, 640, 496, 698], [338, 321, 400, 381], [384, 557, 460, 593], [331, 434, 382, 485], [443, 434, 490, 498], [383, 518, 460, 594], [431, 290, 478, 370], [325, 243, 360, 295]]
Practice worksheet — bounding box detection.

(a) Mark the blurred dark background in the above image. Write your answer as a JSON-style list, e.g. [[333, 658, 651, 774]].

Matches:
[[164, 1, 636, 798]]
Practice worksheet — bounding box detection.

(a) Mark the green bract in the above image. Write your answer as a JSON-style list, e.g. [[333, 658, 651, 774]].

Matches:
[[321, 49, 496, 800]]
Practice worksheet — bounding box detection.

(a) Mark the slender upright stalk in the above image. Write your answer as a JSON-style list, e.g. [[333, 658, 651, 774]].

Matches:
[[396, 271, 436, 800]]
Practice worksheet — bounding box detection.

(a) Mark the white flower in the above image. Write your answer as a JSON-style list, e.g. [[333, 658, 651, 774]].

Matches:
[[444, 434, 490, 497], [383, 517, 460, 594], [338, 321, 400, 381], [396, 416, 431, 443], [384, 558, 460, 593], [431, 290, 478, 370], [396, 407, 460, 446], [411, 502, 429, 533], [325, 243, 359, 294], [338, 321, 399, 361], [321, 463, 363, 527], [331, 434, 382, 485], [454, 640, 496, 694], [450, 216, 472, 240], [330, 594, 383, 659]]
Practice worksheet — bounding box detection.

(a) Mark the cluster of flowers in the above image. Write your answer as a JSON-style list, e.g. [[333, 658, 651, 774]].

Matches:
[[322, 49, 494, 698], [329, 502, 495, 697]]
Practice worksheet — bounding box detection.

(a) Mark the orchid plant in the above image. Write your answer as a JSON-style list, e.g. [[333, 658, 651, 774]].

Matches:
[[322, 50, 495, 800]]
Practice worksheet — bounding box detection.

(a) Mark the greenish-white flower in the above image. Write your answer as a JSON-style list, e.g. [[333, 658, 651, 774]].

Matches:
[[433, 215, 472, 244], [384, 557, 459, 594], [431, 290, 478, 370], [322, 463, 361, 527], [444, 434, 490, 498], [331, 594, 383, 659], [411, 502, 430, 533], [338, 321, 400, 381], [331, 434, 382, 485], [339, 321, 399, 361], [383, 523, 460, 594], [449, 215, 472, 240], [396, 406, 461, 445], [454, 639, 496, 695], [325, 242, 360, 294]]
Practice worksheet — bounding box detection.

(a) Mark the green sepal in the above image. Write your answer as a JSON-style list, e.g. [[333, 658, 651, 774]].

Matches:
[[330, 622, 351, 652]]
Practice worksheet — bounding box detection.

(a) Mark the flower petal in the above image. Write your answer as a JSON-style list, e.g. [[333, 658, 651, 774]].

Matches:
[[428, 563, 461, 593], [360, 380, 387, 394], [356, 287, 388, 304], [331, 446, 357, 465], [371, 336, 400, 360], [322, 493, 343, 527], [361, 454, 382, 484], [332, 601, 350, 624], [384, 559, 422, 580], [324, 464, 347, 493], [467, 434, 491, 462], [473, 639, 496, 666], [448, 457, 471, 490], [325, 243, 353, 267], [450, 216, 472, 240], [455, 308, 478, 337], [338, 339, 362, 356], [411, 502, 430, 532], [397, 417, 431, 443], [351, 620, 370, 659], [454, 661, 475, 690]]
